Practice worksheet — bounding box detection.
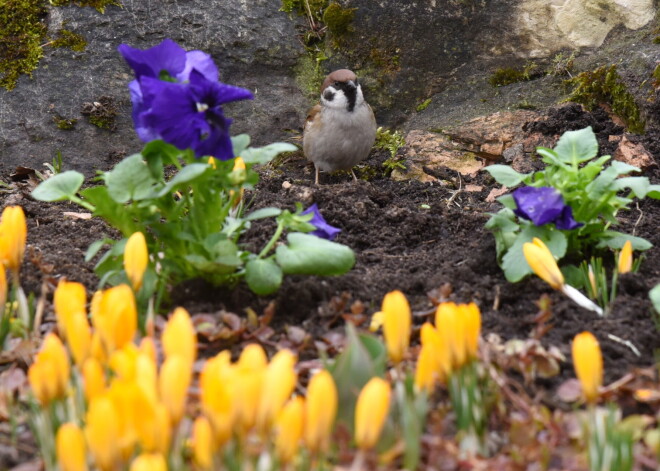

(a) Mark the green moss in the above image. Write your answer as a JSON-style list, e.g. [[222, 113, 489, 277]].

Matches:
[[416, 98, 432, 112], [0, 0, 47, 90], [51, 29, 87, 52], [294, 53, 327, 102], [81, 96, 118, 131], [53, 115, 78, 130], [374, 127, 406, 175], [369, 48, 400, 74], [653, 36, 660, 44], [565, 65, 645, 134], [489, 62, 539, 87], [322, 3, 355, 37], [49, 0, 121, 14]]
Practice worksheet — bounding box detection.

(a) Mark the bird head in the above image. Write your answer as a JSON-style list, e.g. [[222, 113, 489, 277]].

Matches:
[[320, 69, 364, 112]]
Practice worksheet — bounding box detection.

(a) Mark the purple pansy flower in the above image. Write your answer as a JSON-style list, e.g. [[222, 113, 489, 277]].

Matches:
[[118, 39, 253, 160], [513, 186, 582, 230], [302, 204, 341, 241]]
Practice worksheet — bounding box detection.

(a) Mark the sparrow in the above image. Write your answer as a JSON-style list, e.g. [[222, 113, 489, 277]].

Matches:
[[303, 69, 377, 184]]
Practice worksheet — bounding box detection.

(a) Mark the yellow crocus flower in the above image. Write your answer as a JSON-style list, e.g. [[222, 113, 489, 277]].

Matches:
[[192, 416, 214, 470], [618, 240, 633, 274], [85, 395, 122, 471], [129, 453, 167, 471], [461, 302, 481, 360], [0, 267, 6, 313], [134, 394, 171, 455], [67, 312, 92, 367], [435, 302, 466, 370], [522, 238, 564, 290], [53, 279, 87, 340], [139, 337, 157, 365], [355, 377, 391, 450], [28, 333, 70, 406], [275, 396, 304, 464], [381, 290, 411, 364], [572, 331, 603, 404], [56, 422, 87, 471], [93, 284, 137, 353], [0, 206, 26, 279], [200, 351, 235, 448], [303, 370, 337, 454], [256, 349, 297, 434], [415, 323, 444, 391], [159, 355, 191, 425], [234, 343, 267, 433], [124, 232, 148, 291], [162, 307, 197, 366], [82, 357, 106, 403]]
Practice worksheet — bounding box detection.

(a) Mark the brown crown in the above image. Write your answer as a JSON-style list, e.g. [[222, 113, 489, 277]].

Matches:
[[321, 69, 358, 92]]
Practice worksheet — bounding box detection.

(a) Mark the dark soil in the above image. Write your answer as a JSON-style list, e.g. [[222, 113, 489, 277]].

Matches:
[[6, 105, 659, 401]]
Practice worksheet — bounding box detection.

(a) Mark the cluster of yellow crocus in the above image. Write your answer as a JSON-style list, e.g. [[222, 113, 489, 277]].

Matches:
[[415, 302, 481, 392], [0, 205, 27, 281], [572, 331, 603, 404]]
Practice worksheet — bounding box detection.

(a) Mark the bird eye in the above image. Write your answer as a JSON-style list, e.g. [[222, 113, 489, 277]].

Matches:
[[334, 81, 341, 87]]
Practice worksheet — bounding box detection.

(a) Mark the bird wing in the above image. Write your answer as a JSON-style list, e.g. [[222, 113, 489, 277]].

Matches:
[[305, 104, 322, 131]]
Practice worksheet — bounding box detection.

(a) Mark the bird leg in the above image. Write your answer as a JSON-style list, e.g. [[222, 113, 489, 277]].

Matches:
[[315, 166, 320, 185], [351, 169, 358, 182]]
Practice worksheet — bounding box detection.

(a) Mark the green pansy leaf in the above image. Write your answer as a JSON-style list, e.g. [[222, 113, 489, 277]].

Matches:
[[497, 194, 516, 210], [649, 285, 660, 315], [241, 143, 298, 165], [31, 171, 85, 202], [156, 164, 209, 197], [105, 154, 157, 203], [482, 165, 529, 187], [596, 232, 652, 251], [141, 140, 184, 179], [553, 126, 598, 165], [646, 184, 660, 199], [245, 207, 282, 221], [612, 176, 649, 198], [80, 186, 137, 235], [231, 134, 251, 157], [245, 258, 283, 295], [276, 233, 355, 275]]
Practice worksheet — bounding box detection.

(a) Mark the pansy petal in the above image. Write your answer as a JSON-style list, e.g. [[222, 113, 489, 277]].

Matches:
[[118, 39, 186, 80], [180, 50, 219, 82], [189, 70, 254, 105], [302, 204, 341, 241], [556, 205, 582, 230]]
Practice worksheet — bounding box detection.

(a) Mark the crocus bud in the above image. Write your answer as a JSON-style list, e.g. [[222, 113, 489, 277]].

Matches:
[[523, 238, 564, 290], [124, 232, 148, 291], [162, 307, 197, 366], [0, 206, 26, 278], [159, 355, 191, 425], [415, 323, 443, 392], [381, 290, 411, 364], [192, 416, 214, 470], [67, 312, 92, 367], [53, 279, 87, 340], [234, 343, 267, 433], [200, 352, 235, 448], [85, 395, 121, 471], [129, 453, 167, 471], [303, 370, 337, 454], [355, 377, 391, 450], [28, 333, 70, 406], [618, 240, 633, 274], [572, 332, 603, 404], [256, 349, 297, 434], [56, 423, 87, 471], [82, 357, 106, 403], [462, 302, 481, 360], [435, 302, 466, 370], [93, 284, 137, 353], [275, 396, 304, 464]]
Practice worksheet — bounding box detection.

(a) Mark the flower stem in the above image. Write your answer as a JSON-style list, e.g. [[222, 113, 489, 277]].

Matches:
[[69, 195, 96, 212], [258, 222, 285, 259]]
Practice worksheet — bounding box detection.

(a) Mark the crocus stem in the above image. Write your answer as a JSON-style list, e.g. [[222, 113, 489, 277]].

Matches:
[[13, 281, 30, 332], [258, 221, 285, 259]]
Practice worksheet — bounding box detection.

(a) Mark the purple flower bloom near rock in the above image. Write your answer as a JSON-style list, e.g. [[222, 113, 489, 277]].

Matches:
[[118, 39, 253, 160], [513, 186, 582, 230], [302, 204, 341, 241]]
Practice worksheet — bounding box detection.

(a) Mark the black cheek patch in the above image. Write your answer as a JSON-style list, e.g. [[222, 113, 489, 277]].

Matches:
[[323, 90, 335, 101]]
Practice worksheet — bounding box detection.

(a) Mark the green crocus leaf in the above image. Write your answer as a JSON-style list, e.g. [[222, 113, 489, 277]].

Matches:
[[31, 171, 85, 201], [553, 126, 598, 165], [241, 143, 298, 165], [649, 285, 660, 315], [501, 225, 567, 282], [105, 154, 157, 203], [276, 232, 355, 275], [245, 207, 282, 221], [245, 258, 283, 295], [482, 165, 529, 187]]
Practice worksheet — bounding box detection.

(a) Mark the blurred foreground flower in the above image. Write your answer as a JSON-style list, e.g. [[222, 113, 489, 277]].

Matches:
[[355, 377, 391, 450], [28, 333, 70, 406], [304, 369, 338, 455], [617, 240, 633, 274], [275, 396, 304, 464], [302, 203, 341, 241], [513, 186, 581, 230], [572, 331, 602, 404], [523, 238, 603, 316], [381, 290, 411, 364], [119, 39, 253, 160], [56, 423, 87, 471]]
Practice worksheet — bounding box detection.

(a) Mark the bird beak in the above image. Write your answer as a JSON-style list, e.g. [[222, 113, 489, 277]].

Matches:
[[347, 80, 357, 90]]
